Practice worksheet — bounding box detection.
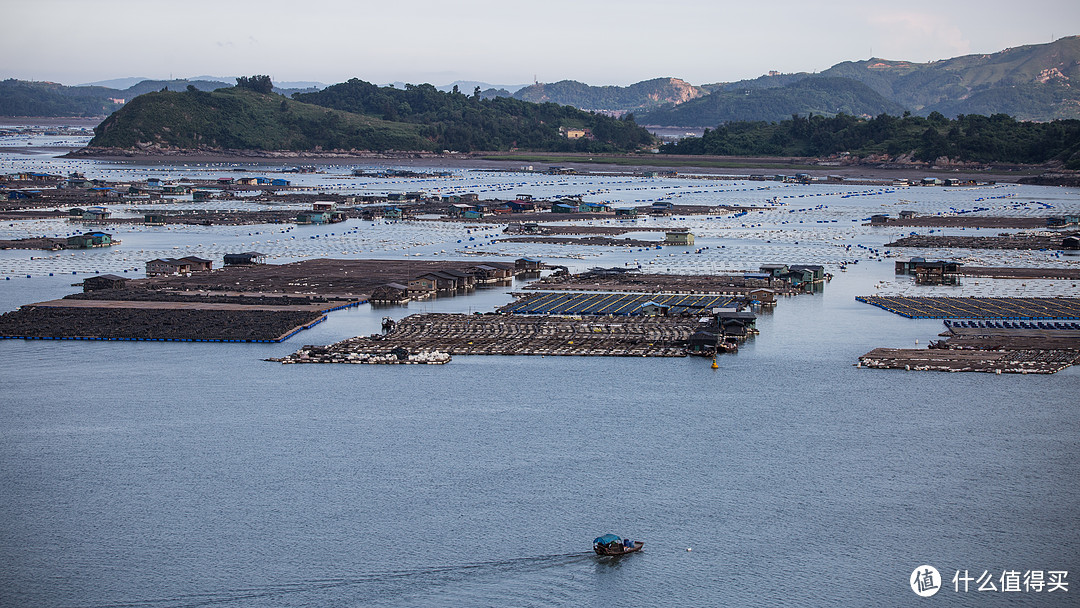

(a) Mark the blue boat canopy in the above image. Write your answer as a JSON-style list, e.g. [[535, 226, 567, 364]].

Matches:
[[594, 534, 621, 545]]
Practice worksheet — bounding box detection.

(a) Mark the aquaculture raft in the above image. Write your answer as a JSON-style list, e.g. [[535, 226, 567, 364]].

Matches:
[[501, 292, 738, 316], [276, 313, 701, 360], [859, 348, 1079, 374], [856, 296, 1080, 320]]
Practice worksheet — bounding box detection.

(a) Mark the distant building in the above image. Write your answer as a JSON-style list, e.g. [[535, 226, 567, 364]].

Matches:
[[82, 274, 127, 292], [516, 257, 543, 271], [914, 260, 961, 285], [146, 258, 192, 277], [638, 301, 670, 316], [665, 230, 695, 246], [370, 282, 409, 302], [223, 251, 266, 266], [180, 256, 213, 272], [66, 232, 114, 249]]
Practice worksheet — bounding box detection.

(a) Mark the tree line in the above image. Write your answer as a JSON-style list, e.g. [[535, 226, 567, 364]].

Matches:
[[660, 112, 1080, 168]]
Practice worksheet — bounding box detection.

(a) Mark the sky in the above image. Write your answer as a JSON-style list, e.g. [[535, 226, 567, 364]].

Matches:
[[3, 0, 1078, 89]]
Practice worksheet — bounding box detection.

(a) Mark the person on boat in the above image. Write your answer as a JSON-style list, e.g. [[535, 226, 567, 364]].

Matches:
[[623, 537, 633, 549]]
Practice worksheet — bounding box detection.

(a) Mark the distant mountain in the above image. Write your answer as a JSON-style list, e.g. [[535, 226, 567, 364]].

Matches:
[[79, 77, 151, 89], [643, 35, 1080, 126], [383, 81, 528, 94], [815, 36, 1080, 120], [639, 77, 906, 127], [121, 79, 231, 97], [10, 36, 1080, 122], [511, 78, 705, 114]]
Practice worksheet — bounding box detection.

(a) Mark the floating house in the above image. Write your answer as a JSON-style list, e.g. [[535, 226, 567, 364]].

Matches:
[[516, 257, 543, 271], [408, 276, 436, 296], [448, 203, 476, 217], [895, 257, 927, 275], [81, 206, 111, 221], [913, 261, 962, 285], [146, 258, 192, 276], [297, 211, 330, 224], [370, 283, 409, 302], [181, 256, 213, 272], [759, 264, 789, 278], [66, 232, 114, 249], [665, 230, 695, 246]]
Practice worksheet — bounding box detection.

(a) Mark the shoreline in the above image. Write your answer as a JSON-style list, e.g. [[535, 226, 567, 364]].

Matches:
[[59, 147, 1078, 184]]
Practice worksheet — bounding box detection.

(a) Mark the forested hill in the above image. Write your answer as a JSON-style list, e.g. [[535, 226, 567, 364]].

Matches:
[[86, 79, 656, 153], [292, 79, 655, 152], [88, 86, 434, 151], [639, 78, 906, 127], [660, 112, 1080, 169]]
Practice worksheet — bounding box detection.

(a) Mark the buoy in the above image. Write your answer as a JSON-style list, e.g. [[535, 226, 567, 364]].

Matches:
[[711, 358, 718, 369]]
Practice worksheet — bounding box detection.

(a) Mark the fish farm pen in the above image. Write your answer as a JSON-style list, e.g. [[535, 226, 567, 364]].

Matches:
[[856, 296, 1080, 319], [276, 313, 704, 362], [500, 292, 740, 316]]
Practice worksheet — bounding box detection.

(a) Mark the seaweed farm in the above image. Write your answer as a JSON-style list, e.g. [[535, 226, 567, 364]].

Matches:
[[858, 347, 1080, 374], [498, 291, 740, 315], [0, 298, 341, 342], [856, 295, 1080, 319]]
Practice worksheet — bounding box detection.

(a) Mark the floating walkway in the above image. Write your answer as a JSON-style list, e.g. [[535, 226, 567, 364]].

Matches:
[[856, 296, 1080, 320], [501, 292, 739, 316]]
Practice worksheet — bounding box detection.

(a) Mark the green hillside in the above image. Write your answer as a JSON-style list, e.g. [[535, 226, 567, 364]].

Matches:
[[293, 79, 655, 152], [87, 79, 656, 153], [639, 77, 906, 127], [0, 79, 124, 117], [89, 86, 432, 151]]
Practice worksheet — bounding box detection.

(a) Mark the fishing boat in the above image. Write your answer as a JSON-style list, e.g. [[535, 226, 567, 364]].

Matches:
[[593, 534, 644, 556]]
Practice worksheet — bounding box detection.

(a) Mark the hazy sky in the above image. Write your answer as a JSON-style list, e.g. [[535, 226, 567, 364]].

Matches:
[[4, 0, 1077, 88]]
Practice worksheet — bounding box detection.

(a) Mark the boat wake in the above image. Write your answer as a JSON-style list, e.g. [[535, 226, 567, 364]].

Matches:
[[72, 552, 594, 608]]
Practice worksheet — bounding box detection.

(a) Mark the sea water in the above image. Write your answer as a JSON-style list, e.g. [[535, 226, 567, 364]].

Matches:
[[1, 145, 1078, 606]]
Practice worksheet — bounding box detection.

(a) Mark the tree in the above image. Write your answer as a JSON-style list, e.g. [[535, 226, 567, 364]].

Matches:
[[236, 75, 273, 94]]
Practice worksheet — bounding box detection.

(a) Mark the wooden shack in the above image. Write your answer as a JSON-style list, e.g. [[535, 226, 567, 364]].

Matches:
[[83, 274, 128, 292], [223, 251, 266, 266]]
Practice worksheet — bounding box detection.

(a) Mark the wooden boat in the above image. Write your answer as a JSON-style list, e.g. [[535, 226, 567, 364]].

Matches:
[[593, 534, 644, 556]]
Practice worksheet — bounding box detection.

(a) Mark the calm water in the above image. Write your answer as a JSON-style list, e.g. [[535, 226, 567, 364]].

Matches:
[[1, 147, 1078, 606]]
